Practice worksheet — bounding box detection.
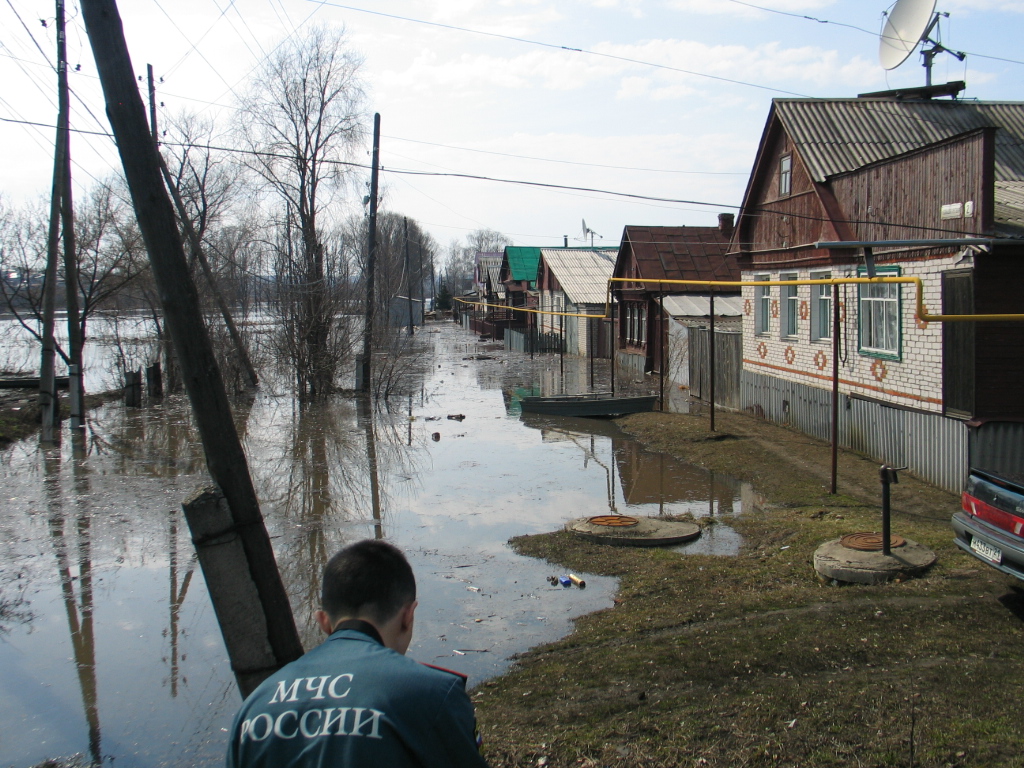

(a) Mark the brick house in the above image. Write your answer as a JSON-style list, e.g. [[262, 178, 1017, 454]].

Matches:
[[731, 94, 1024, 491]]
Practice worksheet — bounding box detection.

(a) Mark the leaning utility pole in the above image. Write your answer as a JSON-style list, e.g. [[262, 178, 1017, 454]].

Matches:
[[79, 0, 302, 677], [360, 113, 380, 392]]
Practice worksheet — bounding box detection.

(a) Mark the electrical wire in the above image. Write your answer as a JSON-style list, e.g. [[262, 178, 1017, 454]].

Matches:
[[724, 0, 1024, 67], [306, 0, 811, 98], [383, 134, 749, 176]]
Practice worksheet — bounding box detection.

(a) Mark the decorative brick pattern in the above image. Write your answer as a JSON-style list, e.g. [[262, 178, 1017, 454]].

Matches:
[[741, 257, 959, 413]]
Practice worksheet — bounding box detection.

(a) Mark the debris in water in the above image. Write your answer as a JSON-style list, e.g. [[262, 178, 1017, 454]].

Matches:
[[447, 414, 466, 421]]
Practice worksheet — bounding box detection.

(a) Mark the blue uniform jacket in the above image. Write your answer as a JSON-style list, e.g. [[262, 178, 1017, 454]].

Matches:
[[226, 623, 489, 768]]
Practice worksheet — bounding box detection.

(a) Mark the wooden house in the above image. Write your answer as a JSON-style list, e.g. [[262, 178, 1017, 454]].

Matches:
[[536, 248, 617, 356], [611, 222, 738, 377], [731, 94, 1024, 491]]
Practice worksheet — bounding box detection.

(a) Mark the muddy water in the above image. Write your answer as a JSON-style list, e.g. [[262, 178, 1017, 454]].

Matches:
[[0, 323, 749, 767]]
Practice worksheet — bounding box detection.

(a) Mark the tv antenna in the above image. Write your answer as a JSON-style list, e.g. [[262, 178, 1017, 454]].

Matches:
[[581, 218, 601, 247], [879, 0, 965, 86]]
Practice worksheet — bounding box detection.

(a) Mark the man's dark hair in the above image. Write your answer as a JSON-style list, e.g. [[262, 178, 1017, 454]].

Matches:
[[321, 540, 416, 625]]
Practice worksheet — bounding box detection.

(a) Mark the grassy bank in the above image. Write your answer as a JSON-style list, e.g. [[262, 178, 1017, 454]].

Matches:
[[476, 411, 1024, 768], [0, 390, 118, 446]]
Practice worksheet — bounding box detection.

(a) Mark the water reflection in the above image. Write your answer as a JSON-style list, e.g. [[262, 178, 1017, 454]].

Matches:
[[0, 323, 755, 767], [518, 412, 747, 530], [46, 444, 102, 767]]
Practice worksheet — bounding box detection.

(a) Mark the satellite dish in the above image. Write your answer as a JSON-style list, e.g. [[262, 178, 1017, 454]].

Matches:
[[879, 0, 936, 71]]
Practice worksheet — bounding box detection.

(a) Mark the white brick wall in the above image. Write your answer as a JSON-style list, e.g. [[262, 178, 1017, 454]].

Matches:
[[741, 255, 961, 413]]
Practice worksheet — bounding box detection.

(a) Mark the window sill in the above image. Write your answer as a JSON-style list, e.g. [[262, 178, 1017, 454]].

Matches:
[[858, 348, 901, 362]]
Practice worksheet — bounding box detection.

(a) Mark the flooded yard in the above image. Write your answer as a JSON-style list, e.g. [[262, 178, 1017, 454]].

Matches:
[[0, 322, 750, 767]]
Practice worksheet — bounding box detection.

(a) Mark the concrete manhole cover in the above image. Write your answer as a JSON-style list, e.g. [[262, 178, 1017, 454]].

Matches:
[[567, 516, 701, 547]]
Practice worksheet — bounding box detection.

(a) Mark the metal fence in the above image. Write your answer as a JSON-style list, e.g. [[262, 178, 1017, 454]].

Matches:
[[741, 369, 968, 492], [505, 328, 564, 354]]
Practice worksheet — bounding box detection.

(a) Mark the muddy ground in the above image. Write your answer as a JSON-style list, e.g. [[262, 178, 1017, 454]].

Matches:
[[476, 409, 1024, 768]]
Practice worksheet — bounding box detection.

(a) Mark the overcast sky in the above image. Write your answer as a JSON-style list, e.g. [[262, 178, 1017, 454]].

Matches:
[[2, 0, 1023, 250]]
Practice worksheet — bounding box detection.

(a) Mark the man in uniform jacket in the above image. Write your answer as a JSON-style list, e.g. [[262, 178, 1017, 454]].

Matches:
[[227, 540, 489, 767]]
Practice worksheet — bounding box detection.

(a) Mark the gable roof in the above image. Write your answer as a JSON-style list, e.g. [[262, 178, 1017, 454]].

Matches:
[[617, 226, 737, 291], [538, 248, 618, 305], [772, 99, 1024, 184], [486, 265, 506, 298], [504, 246, 542, 282]]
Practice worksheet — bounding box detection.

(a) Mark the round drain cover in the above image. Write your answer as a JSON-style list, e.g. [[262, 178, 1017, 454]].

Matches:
[[587, 515, 640, 527], [840, 532, 906, 551]]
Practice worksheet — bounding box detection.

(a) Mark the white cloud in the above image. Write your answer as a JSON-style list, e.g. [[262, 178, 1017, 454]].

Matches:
[[666, 0, 837, 19], [944, 0, 1024, 12]]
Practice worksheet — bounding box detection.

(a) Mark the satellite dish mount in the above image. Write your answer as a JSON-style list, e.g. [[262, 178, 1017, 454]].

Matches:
[[581, 218, 601, 248], [879, 0, 965, 87]]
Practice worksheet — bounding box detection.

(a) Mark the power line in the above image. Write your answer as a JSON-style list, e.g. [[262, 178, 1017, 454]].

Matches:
[[384, 134, 749, 176], [1, 119, 1006, 239], [723, 0, 1024, 67], [307, 0, 811, 98]]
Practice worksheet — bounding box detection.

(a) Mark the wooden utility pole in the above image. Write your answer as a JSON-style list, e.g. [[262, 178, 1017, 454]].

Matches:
[[39, 0, 74, 442], [79, 0, 302, 679], [59, 0, 83, 429], [361, 113, 380, 392], [404, 217, 414, 336], [147, 63, 158, 144]]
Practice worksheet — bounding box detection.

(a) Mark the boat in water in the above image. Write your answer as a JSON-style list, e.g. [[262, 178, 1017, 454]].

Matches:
[[519, 392, 657, 418]]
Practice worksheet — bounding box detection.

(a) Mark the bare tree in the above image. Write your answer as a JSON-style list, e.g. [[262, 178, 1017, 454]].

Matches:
[[236, 25, 366, 399]]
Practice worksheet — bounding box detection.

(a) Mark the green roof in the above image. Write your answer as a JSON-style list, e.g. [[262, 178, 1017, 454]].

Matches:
[[505, 246, 541, 282]]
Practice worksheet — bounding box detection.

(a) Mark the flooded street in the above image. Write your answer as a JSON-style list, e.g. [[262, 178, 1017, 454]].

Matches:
[[0, 323, 749, 767]]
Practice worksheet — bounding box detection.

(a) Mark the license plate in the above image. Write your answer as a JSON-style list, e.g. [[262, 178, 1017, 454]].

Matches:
[[971, 537, 1002, 564]]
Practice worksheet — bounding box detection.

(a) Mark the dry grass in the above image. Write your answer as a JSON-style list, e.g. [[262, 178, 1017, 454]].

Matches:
[[476, 410, 1024, 768]]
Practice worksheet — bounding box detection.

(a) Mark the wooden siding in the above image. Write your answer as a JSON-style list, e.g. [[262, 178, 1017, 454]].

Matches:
[[739, 128, 835, 267], [829, 129, 993, 244]]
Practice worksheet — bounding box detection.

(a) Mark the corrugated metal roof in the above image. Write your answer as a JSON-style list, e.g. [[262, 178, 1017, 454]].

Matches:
[[774, 99, 1024, 183], [486, 265, 506, 297], [995, 181, 1024, 236], [662, 294, 743, 318], [504, 247, 541, 282], [619, 226, 738, 290], [538, 248, 618, 305]]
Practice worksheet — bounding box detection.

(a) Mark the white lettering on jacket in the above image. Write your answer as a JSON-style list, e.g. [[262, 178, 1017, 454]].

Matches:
[[268, 675, 353, 704]]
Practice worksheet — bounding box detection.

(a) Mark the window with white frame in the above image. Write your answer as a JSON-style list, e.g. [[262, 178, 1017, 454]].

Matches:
[[754, 275, 770, 335], [858, 266, 901, 358], [780, 272, 798, 337], [810, 271, 831, 340], [639, 304, 647, 346], [779, 155, 792, 197]]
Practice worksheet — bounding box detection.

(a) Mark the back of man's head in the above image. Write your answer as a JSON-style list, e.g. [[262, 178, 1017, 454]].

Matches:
[[321, 540, 417, 627]]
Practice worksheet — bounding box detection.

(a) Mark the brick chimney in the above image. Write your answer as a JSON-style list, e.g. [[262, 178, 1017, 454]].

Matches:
[[718, 213, 734, 240]]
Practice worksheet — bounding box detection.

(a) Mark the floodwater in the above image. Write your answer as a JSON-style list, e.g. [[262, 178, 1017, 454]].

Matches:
[[0, 322, 752, 767]]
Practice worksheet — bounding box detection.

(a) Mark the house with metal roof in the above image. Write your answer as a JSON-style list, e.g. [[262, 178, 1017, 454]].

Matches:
[[536, 248, 618, 357], [611, 221, 738, 385], [731, 94, 1024, 492]]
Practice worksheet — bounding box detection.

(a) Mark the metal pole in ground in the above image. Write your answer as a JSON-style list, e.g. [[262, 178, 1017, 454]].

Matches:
[[878, 465, 903, 557], [830, 282, 840, 494], [709, 289, 716, 432], [659, 289, 665, 410]]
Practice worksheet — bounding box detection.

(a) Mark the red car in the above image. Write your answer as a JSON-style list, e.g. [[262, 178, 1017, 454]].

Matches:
[[952, 469, 1024, 581]]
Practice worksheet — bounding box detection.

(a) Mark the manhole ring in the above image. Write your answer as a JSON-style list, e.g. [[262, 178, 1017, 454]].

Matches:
[[840, 532, 906, 551], [587, 515, 640, 527]]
